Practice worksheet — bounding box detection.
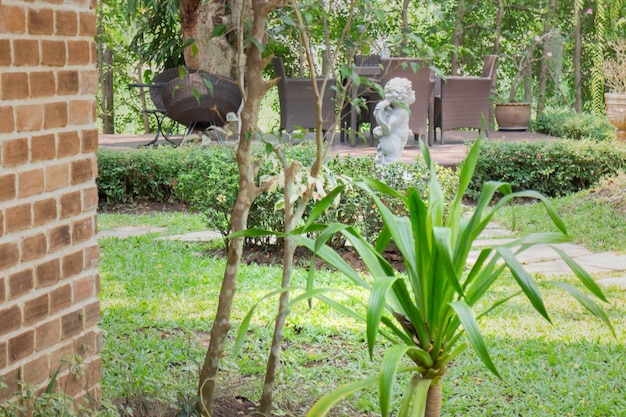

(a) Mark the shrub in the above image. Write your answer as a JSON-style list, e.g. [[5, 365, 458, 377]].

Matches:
[[468, 140, 626, 199], [532, 108, 616, 141], [96, 143, 458, 247], [96, 147, 188, 204]]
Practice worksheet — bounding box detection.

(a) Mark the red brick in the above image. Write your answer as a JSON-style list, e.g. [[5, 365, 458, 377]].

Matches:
[[6, 203, 32, 233], [31, 134, 57, 161], [8, 269, 34, 299], [30, 71, 56, 98], [2, 137, 28, 167], [57, 71, 79, 95], [71, 158, 95, 185], [0, 5, 26, 34], [21, 233, 47, 262], [14, 39, 39, 66], [0, 343, 6, 369], [18, 168, 45, 198], [41, 40, 67, 67], [23, 354, 49, 386], [83, 301, 100, 328], [84, 244, 99, 269], [73, 331, 96, 356], [81, 70, 99, 95], [44, 102, 68, 129], [73, 275, 95, 303], [67, 40, 91, 65], [61, 311, 83, 339], [58, 370, 83, 397], [34, 198, 57, 225], [46, 163, 69, 192], [79, 12, 97, 36], [0, 305, 22, 334], [24, 294, 49, 326], [15, 104, 44, 132], [60, 191, 82, 218], [58, 131, 80, 157], [49, 224, 71, 252], [8, 330, 34, 363], [81, 129, 99, 153], [62, 250, 83, 278], [0, 173, 16, 202], [0, 106, 15, 133], [0, 278, 5, 303], [50, 284, 72, 314], [49, 342, 73, 372], [0, 367, 20, 401], [28, 8, 54, 35], [83, 186, 98, 212], [56, 10, 78, 36], [69, 100, 93, 124], [36, 319, 61, 351], [0, 40, 11, 66], [0, 242, 19, 270], [1, 72, 29, 100], [36, 258, 61, 288], [72, 216, 94, 243]]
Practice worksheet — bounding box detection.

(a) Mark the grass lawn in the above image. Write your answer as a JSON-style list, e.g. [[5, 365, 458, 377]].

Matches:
[[98, 184, 626, 416]]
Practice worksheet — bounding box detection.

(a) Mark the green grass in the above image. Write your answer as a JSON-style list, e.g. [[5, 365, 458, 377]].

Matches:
[[493, 176, 626, 253], [98, 210, 626, 416]]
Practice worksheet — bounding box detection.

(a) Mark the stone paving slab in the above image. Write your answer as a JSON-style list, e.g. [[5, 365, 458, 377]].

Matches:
[[159, 231, 222, 242], [597, 276, 626, 289]]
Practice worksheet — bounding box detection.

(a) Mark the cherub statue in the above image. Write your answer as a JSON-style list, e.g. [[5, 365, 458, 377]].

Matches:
[[373, 77, 416, 165]]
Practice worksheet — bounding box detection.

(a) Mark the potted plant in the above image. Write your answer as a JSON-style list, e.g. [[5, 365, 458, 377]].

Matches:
[[604, 39, 626, 142], [494, 32, 547, 131]]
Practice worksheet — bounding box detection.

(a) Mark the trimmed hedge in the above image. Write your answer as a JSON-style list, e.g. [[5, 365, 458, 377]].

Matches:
[[531, 108, 616, 141], [96, 144, 458, 245], [468, 140, 626, 199]]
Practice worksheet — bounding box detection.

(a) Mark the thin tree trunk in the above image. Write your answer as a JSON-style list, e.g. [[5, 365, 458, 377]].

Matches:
[[450, 0, 466, 75], [400, 0, 410, 56], [536, 0, 556, 117], [102, 49, 115, 134], [574, 6, 582, 113], [196, 1, 279, 415], [425, 383, 443, 417], [137, 66, 150, 133]]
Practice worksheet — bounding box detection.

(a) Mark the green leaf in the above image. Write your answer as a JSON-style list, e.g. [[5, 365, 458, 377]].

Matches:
[[368, 276, 399, 358], [379, 345, 412, 417], [211, 23, 228, 38], [450, 301, 502, 379], [306, 375, 379, 417], [546, 281, 616, 337], [549, 245, 608, 302], [495, 246, 551, 322], [305, 185, 346, 228]]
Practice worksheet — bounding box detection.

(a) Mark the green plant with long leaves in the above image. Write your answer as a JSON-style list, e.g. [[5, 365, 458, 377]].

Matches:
[[276, 138, 615, 417]]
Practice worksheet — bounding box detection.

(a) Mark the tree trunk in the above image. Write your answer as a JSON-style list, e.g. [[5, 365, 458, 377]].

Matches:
[[536, 0, 556, 117], [574, 6, 582, 113], [425, 383, 443, 417], [196, 1, 278, 415], [179, 0, 236, 77], [450, 0, 466, 75], [400, 0, 410, 56], [102, 49, 115, 134]]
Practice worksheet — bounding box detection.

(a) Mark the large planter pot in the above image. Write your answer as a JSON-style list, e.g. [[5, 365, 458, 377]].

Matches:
[[605, 92, 626, 142], [495, 102, 532, 131], [161, 72, 242, 129]]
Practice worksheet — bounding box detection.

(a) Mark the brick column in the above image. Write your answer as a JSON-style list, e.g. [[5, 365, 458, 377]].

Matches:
[[0, 0, 101, 402]]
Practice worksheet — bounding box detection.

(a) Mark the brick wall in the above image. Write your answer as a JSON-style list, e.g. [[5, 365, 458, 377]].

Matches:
[[0, 0, 101, 402]]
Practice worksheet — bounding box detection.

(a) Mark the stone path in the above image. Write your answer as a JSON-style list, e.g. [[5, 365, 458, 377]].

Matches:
[[99, 224, 626, 289]]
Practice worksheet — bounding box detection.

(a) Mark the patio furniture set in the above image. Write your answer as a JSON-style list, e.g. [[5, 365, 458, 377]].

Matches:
[[134, 54, 497, 148]]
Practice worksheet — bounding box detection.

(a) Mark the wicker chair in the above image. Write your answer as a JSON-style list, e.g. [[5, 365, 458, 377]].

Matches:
[[433, 55, 498, 144], [341, 55, 382, 145], [272, 57, 337, 134], [380, 57, 436, 145]]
